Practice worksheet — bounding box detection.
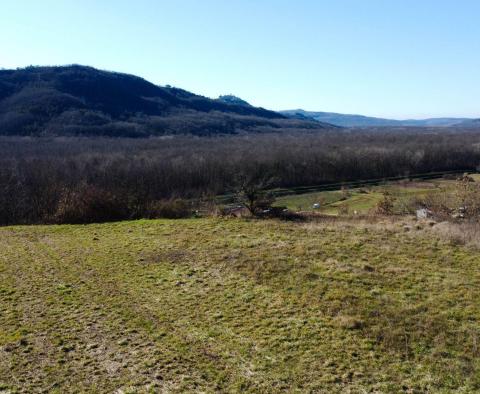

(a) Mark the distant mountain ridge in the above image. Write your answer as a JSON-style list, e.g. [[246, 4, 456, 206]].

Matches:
[[0, 65, 336, 137], [455, 118, 480, 127], [1, 65, 473, 136], [281, 109, 473, 127]]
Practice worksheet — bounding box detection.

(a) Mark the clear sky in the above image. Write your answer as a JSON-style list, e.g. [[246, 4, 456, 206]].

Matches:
[[1, 0, 479, 118]]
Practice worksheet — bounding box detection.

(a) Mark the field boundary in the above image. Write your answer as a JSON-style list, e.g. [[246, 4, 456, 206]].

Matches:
[[215, 169, 477, 204]]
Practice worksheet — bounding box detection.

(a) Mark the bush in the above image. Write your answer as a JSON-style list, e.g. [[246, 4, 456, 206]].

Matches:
[[419, 193, 453, 220], [257, 206, 304, 221], [146, 199, 192, 219], [455, 175, 480, 219], [417, 177, 480, 221], [338, 204, 350, 216], [54, 185, 128, 224], [375, 193, 395, 215]]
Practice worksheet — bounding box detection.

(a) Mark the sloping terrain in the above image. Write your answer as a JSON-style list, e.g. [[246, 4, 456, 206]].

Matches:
[[282, 109, 471, 127], [1, 218, 479, 392], [456, 119, 480, 127], [275, 178, 452, 215], [216, 95, 252, 107], [0, 66, 334, 137]]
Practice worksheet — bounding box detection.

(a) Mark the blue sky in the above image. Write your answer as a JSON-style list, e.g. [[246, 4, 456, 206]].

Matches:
[[1, 0, 479, 118]]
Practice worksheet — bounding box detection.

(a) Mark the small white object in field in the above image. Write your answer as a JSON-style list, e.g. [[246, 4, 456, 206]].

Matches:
[[313, 203, 321, 209], [416, 208, 432, 219]]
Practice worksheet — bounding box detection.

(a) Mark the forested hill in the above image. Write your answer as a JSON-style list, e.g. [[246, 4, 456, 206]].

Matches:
[[0, 65, 335, 137]]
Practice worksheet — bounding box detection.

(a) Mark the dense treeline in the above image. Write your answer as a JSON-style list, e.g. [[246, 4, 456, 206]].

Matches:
[[1, 129, 480, 225]]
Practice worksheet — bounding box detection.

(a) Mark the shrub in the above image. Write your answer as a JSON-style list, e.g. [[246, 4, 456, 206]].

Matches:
[[375, 193, 395, 215], [420, 193, 453, 220], [258, 206, 305, 221], [146, 199, 192, 219], [338, 204, 350, 216], [54, 185, 128, 224], [455, 175, 480, 219]]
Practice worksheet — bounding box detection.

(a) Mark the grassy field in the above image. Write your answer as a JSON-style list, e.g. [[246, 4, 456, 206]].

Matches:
[[1, 218, 479, 393], [275, 179, 454, 215]]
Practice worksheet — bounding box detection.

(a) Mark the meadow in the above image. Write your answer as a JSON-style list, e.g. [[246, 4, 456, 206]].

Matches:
[[1, 217, 479, 393], [274, 176, 480, 215]]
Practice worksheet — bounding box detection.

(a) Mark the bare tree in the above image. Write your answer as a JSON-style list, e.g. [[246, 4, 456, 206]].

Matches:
[[234, 171, 276, 216]]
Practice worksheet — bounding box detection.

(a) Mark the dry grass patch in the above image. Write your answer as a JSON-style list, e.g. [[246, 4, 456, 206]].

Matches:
[[433, 221, 480, 248], [0, 218, 479, 392]]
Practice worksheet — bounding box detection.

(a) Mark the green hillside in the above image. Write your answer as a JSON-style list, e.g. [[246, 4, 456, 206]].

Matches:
[[1, 218, 479, 392], [275, 179, 451, 215]]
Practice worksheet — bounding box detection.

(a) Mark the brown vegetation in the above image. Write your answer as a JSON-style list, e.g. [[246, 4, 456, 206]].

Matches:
[[0, 129, 479, 225]]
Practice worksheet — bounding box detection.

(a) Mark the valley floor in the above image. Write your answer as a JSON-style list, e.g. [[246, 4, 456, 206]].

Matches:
[[0, 218, 479, 393]]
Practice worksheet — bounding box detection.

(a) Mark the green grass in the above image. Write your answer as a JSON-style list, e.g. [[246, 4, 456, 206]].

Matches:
[[1, 218, 479, 392], [275, 179, 449, 215]]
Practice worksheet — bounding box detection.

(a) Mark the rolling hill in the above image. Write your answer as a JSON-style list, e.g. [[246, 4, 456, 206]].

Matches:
[[0, 66, 335, 137], [455, 118, 480, 127], [282, 109, 472, 128]]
